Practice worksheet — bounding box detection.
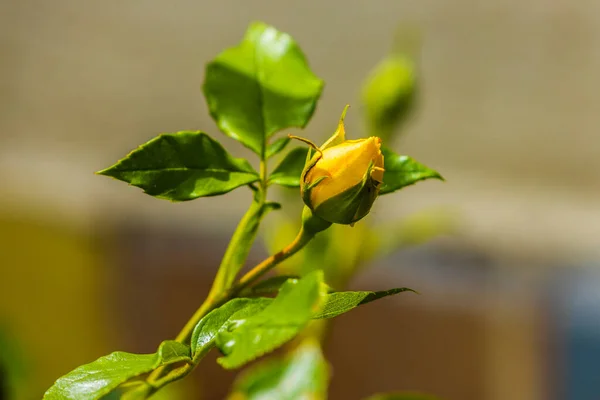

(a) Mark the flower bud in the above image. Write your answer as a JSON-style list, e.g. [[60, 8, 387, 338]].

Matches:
[[299, 107, 384, 225]]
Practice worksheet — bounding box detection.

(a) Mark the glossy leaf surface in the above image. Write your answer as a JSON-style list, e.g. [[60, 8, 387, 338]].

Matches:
[[43, 341, 190, 400], [380, 147, 443, 195], [216, 271, 325, 369], [268, 147, 309, 187], [313, 288, 415, 319], [97, 131, 259, 201], [191, 298, 272, 361], [227, 339, 328, 400], [203, 22, 324, 154]]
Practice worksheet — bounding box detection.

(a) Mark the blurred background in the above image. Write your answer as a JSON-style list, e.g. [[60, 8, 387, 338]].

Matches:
[[2, 1, 600, 399]]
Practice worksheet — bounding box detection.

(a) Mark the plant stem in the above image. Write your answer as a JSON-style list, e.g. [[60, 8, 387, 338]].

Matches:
[[178, 225, 312, 344], [145, 225, 315, 390], [234, 226, 312, 291], [147, 150, 273, 390]]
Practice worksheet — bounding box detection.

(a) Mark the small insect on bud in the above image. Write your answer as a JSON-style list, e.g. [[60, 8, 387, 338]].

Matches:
[[293, 106, 385, 225]]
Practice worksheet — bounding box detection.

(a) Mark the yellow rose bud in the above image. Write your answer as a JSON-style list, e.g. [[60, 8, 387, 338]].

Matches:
[[298, 106, 385, 225]]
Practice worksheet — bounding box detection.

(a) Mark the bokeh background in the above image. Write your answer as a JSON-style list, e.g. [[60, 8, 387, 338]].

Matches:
[[2, 1, 600, 399]]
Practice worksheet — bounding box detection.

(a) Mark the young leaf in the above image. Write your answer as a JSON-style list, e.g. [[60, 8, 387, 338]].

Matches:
[[97, 131, 259, 201], [364, 393, 440, 400], [43, 341, 191, 400], [191, 298, 272, 361], [203, 22, 324, 155], [215, 271, 326, 369], [380, 147, 444, 195], [266, 136, 291, 158], [268, 147, 309, 187], [227, 339, 328, 400], [313, 288, 415, 319]]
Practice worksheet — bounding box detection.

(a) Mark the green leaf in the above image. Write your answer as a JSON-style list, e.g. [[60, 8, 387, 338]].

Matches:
[[227, 339, 328, 400], [364, 392, 440, 400], [191, 298, 272, 362], [268, 147, 309, 187], [362, 55, 416, 141], [43, 341, 190, 400], [216, 270, 326, 369], [238, 275, 300, 297], [380, 147, 444, 195], [203, 21, 324, 155], [157, 340, 191, 364], [97, 131, 259, 201], [313, 287, 415, 319], [266, 136, 291, 158]]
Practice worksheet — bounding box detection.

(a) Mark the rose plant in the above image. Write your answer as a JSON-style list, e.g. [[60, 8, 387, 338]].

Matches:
[[43, 21, 443, 400]]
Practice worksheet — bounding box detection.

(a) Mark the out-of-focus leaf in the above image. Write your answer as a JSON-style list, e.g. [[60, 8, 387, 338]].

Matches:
[[364, 392, 440, 400], [43, 341, 191, 400], [376, 207, 458, 258], [268, 147, 309, 188], [313, 288, 415, 319], [266, 137, 291, 158], [216, 271, 326, 369], [227, 339, 328, 400], [362, 55, 416, 141], [380, 147, 443, 195], [204, 22, 324, 155], [191, 298, 272, 362], [0, 326, 28, 400], [97, 131, 259, 201]]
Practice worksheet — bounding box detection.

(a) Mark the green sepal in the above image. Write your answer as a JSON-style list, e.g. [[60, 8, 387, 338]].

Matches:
[[319, 104, 350, 150], [309, 162, 380, 225]]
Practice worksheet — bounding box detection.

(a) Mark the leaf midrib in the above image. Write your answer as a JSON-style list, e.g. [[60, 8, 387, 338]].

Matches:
[[107, 167, 258, 174]]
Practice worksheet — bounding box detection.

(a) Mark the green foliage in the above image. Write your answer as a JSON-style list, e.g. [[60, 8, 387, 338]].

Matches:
[[203, 22, 324, 155], [266, 136, 291, 158], [268, 147, 309, 187], [238, 275, 300, 296], [314, 288, 415, 319], [227, 339, 328, 400], [362, 55, 416, 141], [380, 147, 444, 195], [52, 20, 445, 400], [190, 298, 272, 362], [215, 271, 325, 369], [43, 341, 190, 400], [97, 131, 259, 201]]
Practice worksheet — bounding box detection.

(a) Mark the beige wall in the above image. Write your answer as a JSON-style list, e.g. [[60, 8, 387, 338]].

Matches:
[[2, 0, 600, 259]]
